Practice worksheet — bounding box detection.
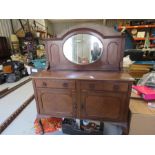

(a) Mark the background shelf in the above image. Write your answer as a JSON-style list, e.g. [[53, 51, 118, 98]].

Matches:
[[118, 24, 155, 30]]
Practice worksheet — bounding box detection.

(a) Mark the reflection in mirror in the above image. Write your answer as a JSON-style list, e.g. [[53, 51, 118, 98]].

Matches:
[[63, 34, 103, 65]]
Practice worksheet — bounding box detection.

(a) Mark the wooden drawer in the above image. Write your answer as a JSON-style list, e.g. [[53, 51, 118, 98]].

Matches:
[[34, 79, 75, 89], [80, 81, 128, 92]]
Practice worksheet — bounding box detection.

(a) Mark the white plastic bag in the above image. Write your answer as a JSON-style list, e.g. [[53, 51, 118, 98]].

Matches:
[[137, 71, 155, 87]]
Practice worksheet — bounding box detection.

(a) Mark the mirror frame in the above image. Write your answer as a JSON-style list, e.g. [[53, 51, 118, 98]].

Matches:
[[62, 29, 104, 65], [62, 32, 103, 65]]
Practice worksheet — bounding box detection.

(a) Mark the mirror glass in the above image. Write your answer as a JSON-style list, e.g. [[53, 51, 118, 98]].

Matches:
[[63, 34, 103, 65]]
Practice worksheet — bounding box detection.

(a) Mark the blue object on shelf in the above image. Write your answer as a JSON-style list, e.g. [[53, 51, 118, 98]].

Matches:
[[32, 59, 46, 69], [114, 25, 135, 50], [124, 32, 135, 50], [134, 61, 155, 65]]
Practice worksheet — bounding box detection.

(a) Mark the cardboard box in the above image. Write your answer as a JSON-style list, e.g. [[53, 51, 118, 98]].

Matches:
[[129, 99, 155, 135]]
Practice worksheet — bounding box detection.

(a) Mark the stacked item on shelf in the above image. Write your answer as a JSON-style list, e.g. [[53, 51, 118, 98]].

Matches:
[[118, 20, 155, 49], [2, 60, 28, 83], [131, 71, 155, 108], [62, 118, 103, 135], [132, 85, 155, 109], [132, 85, 155, 100], [127, 60, 155, 78], [128, 63, 152, 78], [31, 59, 46, 70]]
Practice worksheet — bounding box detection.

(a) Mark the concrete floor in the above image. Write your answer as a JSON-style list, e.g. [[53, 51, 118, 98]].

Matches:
[[0, 76, 30, 91], [0, 81, 34, 124], [1, 100, 37, 135], [1, 99, 66, 135]]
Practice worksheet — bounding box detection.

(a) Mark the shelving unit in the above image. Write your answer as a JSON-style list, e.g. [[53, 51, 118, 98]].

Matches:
[[118, 24, 155, 30], [119, 20, 155, 68], [118, 23, 155, 49], [133, 37, 155, 41]]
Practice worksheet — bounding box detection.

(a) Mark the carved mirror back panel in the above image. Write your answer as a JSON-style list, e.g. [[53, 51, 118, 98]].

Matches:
[[45, 24, 125, 71]]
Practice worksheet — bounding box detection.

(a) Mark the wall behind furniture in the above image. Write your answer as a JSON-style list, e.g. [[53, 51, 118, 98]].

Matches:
[[48, 19, 130, 36], [106, 19, 130, 27], [44, 19, 54, 36], [49, 19, 104, 36]]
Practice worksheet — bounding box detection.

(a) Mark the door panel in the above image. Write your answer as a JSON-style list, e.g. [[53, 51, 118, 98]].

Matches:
[[37, 88, 77, 118], [80, 90, 127, 121]]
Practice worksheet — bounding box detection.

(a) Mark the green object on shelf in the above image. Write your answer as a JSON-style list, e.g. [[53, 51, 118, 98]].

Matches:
[[32, 59, 46, 69], [144, 32, 150, 49]]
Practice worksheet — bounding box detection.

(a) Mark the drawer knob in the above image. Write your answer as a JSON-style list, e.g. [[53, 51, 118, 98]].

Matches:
[[81, 103, 84, 110], [89, 84, 95, 89], [42, 82, 47, 87], [63, 83, 68, 88], [74, 104, 77, 109], [113, 84, 119, 90]]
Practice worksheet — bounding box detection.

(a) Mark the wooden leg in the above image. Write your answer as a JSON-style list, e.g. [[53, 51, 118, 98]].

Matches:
[[100, 121, 104, 131], [38, 118, 44, 135]]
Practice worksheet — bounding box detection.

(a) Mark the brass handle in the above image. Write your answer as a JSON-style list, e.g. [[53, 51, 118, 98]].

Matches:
[[63, 82, 68, 88], [74, 104, 77, 110], [42, 82, 47, 87], [89, 84, 95, 89], [81, 103, 84, 110]]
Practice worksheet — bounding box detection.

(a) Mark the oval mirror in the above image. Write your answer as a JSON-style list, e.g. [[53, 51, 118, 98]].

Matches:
[[63, 34, 103, 65]]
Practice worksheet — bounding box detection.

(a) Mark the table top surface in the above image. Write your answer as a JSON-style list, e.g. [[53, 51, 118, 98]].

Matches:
[[32, 70, 134, 81]]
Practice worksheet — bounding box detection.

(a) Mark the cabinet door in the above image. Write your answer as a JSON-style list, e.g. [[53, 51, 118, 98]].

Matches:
[[37, 88, 77, 118], [80, 90, 128, 121]]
